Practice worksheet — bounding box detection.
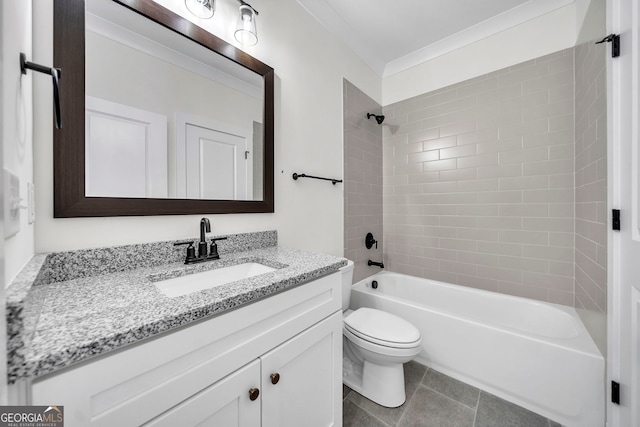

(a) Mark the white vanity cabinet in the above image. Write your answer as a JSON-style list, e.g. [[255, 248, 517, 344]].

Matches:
[[26, 273, 342, 427], [147, 312, 341, 427], [146, 359, 261, 427], [261, 311, 340, 427]]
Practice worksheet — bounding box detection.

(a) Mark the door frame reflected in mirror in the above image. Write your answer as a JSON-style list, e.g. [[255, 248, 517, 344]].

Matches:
[[53, 0, 274, 217]]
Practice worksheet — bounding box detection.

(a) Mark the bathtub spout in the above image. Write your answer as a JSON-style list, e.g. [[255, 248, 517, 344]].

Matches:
[[368, 260, 384, 268]]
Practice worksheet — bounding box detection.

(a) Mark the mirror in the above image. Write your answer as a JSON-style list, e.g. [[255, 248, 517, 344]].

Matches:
[[85, 0, 265, 201], [53, 0, 274, 217]]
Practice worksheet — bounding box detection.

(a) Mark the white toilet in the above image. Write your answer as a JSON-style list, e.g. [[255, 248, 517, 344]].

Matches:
[[340, 260, 422, 407]]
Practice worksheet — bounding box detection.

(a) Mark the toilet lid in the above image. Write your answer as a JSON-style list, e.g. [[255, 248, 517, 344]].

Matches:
[[344, 308, 421, 347]]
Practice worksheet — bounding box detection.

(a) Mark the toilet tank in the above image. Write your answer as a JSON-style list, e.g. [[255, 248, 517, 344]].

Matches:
[[339, 260, 354, 312]]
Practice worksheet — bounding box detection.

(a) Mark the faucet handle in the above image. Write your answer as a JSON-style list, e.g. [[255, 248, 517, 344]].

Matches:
[[208, 237, 228, 260], [365, 232, 378, 249], [174, 241, 196, 264]]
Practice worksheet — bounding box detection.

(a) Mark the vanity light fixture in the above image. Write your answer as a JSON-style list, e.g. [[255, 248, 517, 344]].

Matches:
[[234, 1, 259, 46], [185, 0, 215, 19]]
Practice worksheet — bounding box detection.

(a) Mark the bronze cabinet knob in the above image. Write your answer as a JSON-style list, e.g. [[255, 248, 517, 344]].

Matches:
[[270, 373, 280, 384], [249, 387, 260, 401]]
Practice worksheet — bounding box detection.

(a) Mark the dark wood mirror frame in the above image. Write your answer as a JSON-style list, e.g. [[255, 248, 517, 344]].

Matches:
[[53, 0, 274, 217]]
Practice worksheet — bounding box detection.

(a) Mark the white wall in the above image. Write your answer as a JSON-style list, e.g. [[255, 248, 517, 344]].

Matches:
[[0, 1, 4, 401], [0, 0, 5, 406], [32, 0, 380, 256], [3, 0, 34, 285], [1, 0, 33, 403], [382, 4, 577, 105], [575, 0, 594, 34]]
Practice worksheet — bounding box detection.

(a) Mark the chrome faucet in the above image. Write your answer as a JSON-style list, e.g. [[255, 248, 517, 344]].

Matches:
[[198, 218, 211, 258]]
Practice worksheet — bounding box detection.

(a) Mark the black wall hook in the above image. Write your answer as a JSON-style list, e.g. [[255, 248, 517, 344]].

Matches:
[[20, 53, 62, 129], [595, 34, 620, 58]]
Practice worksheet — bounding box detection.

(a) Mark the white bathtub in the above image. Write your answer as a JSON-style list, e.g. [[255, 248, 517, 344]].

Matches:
[[350, 271, 604, 427]]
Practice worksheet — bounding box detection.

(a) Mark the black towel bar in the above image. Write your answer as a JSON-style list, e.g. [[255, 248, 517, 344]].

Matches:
[[292, 173, 343, 185]]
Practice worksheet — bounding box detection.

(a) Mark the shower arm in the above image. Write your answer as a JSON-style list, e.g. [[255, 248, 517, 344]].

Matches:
[[366, 113, 385, 125]]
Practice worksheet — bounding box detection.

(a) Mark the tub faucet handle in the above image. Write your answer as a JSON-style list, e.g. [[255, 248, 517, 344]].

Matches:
[[365, 232, 378, 249]]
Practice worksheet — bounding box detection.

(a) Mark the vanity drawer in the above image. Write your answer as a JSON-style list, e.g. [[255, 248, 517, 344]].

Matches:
[[31, 272, 341, 427]]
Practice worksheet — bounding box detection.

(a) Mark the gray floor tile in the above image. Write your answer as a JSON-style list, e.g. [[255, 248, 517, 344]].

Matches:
[[344, 361, 555, 427], [397, 385, 475, 427], [345, 362, 427, 426], [404, 361, 429, 400], [475, 392, 549, 427], [346, 390, 406, 426], [421, 368, 480, 409], [344, 384, 352, 399], [343, 399, 390, 427]]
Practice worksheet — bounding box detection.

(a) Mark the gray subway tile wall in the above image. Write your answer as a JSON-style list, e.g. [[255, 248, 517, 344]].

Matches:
[[344, 44, 607, 312], [382, 49, 576, 304], [344, 80, 384, 283], [574, 31, 607, 316]]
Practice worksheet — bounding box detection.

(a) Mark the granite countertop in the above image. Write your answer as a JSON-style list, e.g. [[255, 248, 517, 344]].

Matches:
[[6, 232, 346, 383]]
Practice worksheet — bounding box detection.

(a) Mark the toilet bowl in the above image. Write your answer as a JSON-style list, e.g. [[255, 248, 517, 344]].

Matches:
[[340, 261, 422, 407]]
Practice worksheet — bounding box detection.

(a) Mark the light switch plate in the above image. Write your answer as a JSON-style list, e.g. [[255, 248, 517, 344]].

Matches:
[[4, 169, 20, 238]]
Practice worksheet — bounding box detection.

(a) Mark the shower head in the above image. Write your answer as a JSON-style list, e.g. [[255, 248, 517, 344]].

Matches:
[[366, 113, 385, 125]]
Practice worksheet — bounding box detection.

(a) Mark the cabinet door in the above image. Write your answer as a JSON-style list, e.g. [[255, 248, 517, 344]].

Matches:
[[143, 360, 261, 427], [261, 312, 342, 427]]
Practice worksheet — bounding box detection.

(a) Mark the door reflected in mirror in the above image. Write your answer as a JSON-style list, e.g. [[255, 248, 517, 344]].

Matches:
[[85, 0, 264, 201]]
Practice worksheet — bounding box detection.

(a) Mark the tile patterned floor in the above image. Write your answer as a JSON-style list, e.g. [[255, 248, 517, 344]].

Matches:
[[343, 361, 562, 427]]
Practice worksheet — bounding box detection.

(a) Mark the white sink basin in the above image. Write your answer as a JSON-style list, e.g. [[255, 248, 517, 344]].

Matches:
[[154, 262, 276, 298]]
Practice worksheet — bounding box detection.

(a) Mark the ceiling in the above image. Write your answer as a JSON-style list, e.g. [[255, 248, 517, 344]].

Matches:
[[296, 0, 574, 77]]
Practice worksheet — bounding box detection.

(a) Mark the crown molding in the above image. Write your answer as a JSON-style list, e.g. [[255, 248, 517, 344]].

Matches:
[[382, 0, 574, 77]]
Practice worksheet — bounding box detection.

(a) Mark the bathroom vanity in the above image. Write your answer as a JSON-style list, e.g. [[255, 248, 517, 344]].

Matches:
[[6, 231, 345, 427]]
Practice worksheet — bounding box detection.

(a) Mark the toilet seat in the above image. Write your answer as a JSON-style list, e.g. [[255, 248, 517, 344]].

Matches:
[[344, 308, 421, 349], [343, 327, 422, 359]]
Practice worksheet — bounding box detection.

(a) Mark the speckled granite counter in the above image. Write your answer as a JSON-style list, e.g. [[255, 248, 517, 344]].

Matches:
[[6, 231, 346, 383]]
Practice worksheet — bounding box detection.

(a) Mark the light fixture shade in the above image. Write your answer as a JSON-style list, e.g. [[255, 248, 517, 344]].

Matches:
[[234, 5, 258, 46], [185, 0, 215, 19]]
